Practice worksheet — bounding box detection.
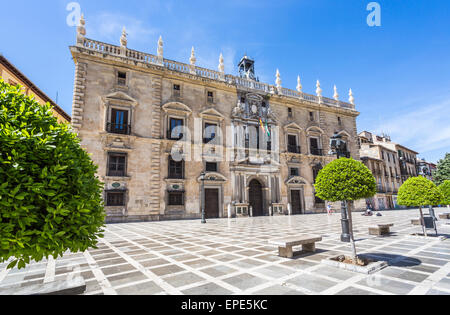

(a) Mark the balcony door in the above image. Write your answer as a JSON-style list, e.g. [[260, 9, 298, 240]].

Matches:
[[110, 109, 129, 134]]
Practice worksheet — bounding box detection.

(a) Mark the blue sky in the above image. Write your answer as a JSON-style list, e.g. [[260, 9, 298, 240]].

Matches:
[[1, 0, 449, 162]]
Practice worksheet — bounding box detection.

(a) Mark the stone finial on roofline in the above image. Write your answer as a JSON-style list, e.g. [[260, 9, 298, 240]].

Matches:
[[190, 47, 196, 65], [156, 36, 164, 65], [189, 47, 197, 75], [76, 14, 86, 46], [218, 53, 224, 73], [157, 36, 164, 58], [218, 53, 225, 81], [296, 76, 303, 94], [349, 88, 355, 105], [276, 69, 282, 93], [333, 85, 339, 101], [316, 80, 322, 97], [120, 27, 127, 47]]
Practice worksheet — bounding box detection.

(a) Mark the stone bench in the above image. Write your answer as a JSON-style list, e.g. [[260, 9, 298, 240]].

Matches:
[[411, 218, 422, 226], [269, 235, 322, 258], [439, 213, 450, 220], [369, 224, 394, 236]]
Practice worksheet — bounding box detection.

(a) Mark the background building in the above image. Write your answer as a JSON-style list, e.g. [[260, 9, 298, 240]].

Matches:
[[359, 131, 420, 210], [0, 54, 71, 123], [70, 18, 361, 222]]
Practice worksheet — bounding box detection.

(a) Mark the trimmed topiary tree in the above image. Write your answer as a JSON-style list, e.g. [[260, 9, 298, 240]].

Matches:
[[398, 176, 443, 237], [0, 80, 105, 269], [438, 180, 450, 209], [315, 158, 376, 262]]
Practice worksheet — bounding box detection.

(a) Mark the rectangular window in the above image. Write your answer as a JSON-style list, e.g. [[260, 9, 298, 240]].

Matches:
[[288, 108, 293, 118], [173, 84, 181, 97], [204, 123, 217, 143], [206, 162, 218, 172], [169, 156, 184, 179], [168, 192, 184, 206], [288, 135, 299, 153], [290, 168, 299, 176], [310, 138, 322, 156], [207, 91, 214, 103], [117, 72, 127, 86], [338, 117, 342, 125], [106, 191, 125, 206], [107, 153, 127, 177], [109, 109, 130, 135], [168, 118, 184, 140], [309, 112, 315, 121]]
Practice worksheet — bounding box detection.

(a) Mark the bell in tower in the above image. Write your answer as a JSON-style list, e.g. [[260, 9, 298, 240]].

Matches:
[[238, 55, 258, 81]]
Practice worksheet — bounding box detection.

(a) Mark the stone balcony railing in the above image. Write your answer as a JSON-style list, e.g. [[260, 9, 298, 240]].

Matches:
[[78, 38, 356, 111]]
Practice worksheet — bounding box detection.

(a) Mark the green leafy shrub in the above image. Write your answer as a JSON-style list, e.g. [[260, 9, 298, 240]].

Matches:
[[315, 158, 376, 202], [398, 177, 442, 207], [433, 153, 450, 186], [0, 80, 105, 269], [438, 180, 450, 206]]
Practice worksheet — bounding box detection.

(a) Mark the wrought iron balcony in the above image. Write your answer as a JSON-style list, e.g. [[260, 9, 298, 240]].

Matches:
[[310, 148, 324, 156], [288, 145, 301, 154], [107, 123, 131, 135], [167, 130, 183, 141]]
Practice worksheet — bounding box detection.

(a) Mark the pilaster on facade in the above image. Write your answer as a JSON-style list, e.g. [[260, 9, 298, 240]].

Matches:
[[71, 61, 87, 131]]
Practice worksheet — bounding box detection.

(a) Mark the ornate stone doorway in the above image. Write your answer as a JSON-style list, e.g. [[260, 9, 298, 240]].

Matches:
[[249, 179, 263, 216]]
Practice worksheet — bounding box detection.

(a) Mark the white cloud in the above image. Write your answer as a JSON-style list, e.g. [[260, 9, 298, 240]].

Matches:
[[88, 12, 158, 44], [374, 98, 450, 159]]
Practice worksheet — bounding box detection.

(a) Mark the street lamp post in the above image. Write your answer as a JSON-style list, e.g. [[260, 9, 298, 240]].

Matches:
[[329, 133, 351, 243], [200, 172, 206, 224]]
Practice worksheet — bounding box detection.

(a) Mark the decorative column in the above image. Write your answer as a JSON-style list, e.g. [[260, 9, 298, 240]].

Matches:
[[218, 53, 225, 81], [276, 69, 282, 94], [76, 14, 86, 46], [316, 80, 323, 104], [189, 47, 197, 75], [120, 27, 127, 56], [333, 85, 339, 101], [156, 36, 164, 66]]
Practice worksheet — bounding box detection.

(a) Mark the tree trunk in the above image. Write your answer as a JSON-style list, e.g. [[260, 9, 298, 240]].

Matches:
[[346, 201, 358, 262], [419, 206, 427, 237]]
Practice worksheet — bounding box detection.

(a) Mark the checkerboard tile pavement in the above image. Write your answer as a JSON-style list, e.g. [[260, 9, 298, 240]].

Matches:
[[1, 208, 450, 295]]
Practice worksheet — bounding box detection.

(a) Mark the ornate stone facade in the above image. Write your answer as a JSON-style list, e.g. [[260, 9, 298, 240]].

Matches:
[[70, 19, 360, 222]]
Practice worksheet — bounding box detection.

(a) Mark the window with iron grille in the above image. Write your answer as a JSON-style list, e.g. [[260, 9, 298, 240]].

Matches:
[[168, 192, 184, 206], [108, 109, 130, 135], [169, 156, 184, 179], [168, 118, 184, 140], [107, 153, 127, 177], [106, 191, 126, 206]]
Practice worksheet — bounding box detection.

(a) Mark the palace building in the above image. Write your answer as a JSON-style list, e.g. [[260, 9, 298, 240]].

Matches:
[[70, 16, 360, 223]]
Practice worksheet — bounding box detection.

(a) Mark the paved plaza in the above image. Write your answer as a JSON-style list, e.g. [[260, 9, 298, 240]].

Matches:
[[1, 208, 450, 295]]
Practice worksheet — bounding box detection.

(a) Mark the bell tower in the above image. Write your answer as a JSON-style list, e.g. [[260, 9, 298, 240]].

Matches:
[[238, 55, 257, 81]]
